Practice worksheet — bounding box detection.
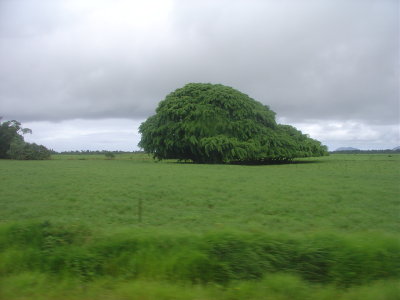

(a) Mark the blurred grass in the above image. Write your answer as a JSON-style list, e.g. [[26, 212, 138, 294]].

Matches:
[[1, 222, 398, 285], [0, 154, 399, 299], [1, 272, 399, 300]]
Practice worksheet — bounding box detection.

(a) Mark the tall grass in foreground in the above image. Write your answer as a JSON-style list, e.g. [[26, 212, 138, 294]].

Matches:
[[1, 272, 399, 300], [0, 223, 400, 300], [0, 222, 399, 296]]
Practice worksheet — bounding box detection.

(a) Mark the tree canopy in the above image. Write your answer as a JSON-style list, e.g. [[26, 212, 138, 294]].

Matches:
[[139, 83, 327, 163], [0, 119, 51, 160]]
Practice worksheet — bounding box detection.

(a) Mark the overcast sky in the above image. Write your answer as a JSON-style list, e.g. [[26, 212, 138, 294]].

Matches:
[[0, 0, 399, 151]]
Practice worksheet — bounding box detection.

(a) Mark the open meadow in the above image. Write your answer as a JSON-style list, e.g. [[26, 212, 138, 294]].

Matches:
[[0, 154, 399, 299]]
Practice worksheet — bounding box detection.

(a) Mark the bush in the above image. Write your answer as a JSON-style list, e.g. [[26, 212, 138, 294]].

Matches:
[[7, 140, 51, 160], [104, 152, 116, 159]]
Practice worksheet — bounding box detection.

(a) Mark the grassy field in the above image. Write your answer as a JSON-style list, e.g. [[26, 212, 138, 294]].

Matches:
[[0, 154, 399, 299]]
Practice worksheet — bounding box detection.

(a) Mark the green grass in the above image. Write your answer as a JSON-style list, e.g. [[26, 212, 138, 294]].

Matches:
[[0, 154, 399, 299], [1, 154, 398, 233], [1, 273, 399, 300]]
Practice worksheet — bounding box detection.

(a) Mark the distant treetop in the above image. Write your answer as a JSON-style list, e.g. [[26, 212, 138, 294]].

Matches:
[[139, 83, 328, 163]]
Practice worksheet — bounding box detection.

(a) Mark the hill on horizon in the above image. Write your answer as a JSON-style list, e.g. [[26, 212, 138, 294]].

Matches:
[[335, 147, 360, 151]]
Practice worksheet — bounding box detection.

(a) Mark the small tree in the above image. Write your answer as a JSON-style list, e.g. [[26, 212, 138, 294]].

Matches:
[[105, 152, 116, 159], [139, 83, 327, 163]]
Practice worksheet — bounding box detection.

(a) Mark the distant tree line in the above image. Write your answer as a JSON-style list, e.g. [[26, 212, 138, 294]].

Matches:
[[56, 150, 145, 155], [330, 149, 400, 154], [0, 119, 52, 160]]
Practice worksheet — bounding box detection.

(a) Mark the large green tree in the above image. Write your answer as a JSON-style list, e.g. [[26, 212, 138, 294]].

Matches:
[[139, 83, 327, 163]]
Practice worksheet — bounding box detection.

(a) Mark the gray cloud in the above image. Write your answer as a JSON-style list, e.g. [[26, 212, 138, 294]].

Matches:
[[23, 118, 142, 151], [0, 0, 399, 149]]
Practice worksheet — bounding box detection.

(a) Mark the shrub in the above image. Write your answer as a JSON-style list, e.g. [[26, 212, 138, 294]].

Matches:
[[7, 140, 51, 160], [105, 152, 116, 159]]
